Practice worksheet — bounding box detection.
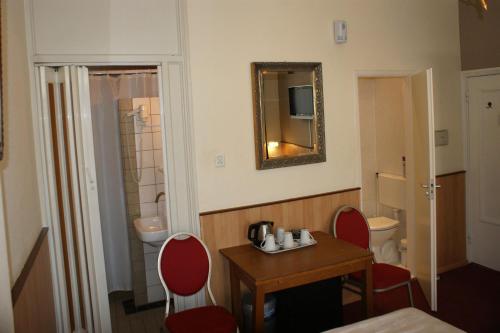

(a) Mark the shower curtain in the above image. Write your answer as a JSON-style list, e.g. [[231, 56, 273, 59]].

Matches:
[[89, 73, 158, 292]]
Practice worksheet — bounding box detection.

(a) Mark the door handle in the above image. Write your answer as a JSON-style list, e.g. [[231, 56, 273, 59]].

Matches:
[[421, 184, 441, 189], [420, 184, 430, 198]]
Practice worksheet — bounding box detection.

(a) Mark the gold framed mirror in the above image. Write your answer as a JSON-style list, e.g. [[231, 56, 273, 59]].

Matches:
[[251, 62, 326, 169]]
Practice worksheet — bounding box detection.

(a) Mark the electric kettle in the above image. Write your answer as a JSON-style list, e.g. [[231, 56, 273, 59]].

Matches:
[[247, 221, 274, 246]]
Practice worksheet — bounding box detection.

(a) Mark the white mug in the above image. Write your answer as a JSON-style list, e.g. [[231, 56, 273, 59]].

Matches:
[[283, 232, 294, 249], [261, 234, 277, 252], [300, 229, 314, 245], [276, 227, 285, 244]]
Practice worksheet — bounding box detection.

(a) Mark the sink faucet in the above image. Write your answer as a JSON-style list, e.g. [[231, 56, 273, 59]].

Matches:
[[155, 192, 165, 203]]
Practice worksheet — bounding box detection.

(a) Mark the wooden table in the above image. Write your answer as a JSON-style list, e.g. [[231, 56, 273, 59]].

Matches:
[[220, 231, 373, 333]]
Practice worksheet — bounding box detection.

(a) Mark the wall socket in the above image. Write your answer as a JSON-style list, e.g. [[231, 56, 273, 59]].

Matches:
[[215, 153, 225, 168], [435, 129, 449, 146]]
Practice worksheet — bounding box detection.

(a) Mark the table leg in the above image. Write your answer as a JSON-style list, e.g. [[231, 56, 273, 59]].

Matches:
[[252, 287, 265, 333], [229, 265, 243, 329], [364, 260, 373, 318]]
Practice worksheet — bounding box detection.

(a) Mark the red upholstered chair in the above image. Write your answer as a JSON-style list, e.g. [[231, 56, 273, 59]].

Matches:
[[158, 232, 238, 333], [332, 206, 414, 307]]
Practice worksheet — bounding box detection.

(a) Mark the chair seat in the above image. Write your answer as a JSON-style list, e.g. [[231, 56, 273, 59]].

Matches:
[[165, 305, 238, 333], [351, 263, 411, 290]]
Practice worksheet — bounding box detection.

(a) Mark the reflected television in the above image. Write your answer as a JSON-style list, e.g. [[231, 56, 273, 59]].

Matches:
[[289, 85, 314, 118]]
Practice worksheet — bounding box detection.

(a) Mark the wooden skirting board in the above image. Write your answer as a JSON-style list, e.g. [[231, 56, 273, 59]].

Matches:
[[12, 227, 57, 333], [199, 188, 360, 310]]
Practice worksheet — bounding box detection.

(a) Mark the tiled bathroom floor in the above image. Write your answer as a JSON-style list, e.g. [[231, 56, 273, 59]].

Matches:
[[109, 291, 165, 333]]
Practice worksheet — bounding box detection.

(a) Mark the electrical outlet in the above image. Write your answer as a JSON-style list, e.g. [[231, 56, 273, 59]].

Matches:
[[215, 154, 225, 168]]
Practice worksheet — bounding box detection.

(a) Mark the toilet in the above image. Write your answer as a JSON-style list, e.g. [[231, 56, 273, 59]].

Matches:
[[367, 173, 406, 264], [367, 216, 400, 263]]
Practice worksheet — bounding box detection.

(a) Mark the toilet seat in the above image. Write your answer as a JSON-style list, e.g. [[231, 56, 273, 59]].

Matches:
[[367, 216, 400, 231]]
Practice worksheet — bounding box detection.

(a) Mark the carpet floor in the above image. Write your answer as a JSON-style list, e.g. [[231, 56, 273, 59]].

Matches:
[[343, 263, 500, 333]]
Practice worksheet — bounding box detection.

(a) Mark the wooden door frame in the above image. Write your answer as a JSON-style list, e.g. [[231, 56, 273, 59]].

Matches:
[[32, 58, 202, 332], [23, 1, 202, 331], [354, 69, 439, 311], [353, 69, 416, 276]]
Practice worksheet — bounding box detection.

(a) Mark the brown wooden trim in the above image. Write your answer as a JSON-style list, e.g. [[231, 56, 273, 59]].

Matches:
[[11, 227, 49, 305], [199, 187, 361, 216], [438, 260, 468, 274], [49, 83, 75, 329], [87, 65, 157, 72], [437, 170, 466, 178]]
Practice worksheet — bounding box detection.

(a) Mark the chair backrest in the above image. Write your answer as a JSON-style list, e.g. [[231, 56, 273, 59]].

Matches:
[[158, 232, 216, 316], [332, 206, 371, 250]]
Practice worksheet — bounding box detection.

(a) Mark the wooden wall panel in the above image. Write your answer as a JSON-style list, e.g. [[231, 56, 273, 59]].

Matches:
[[200, 189, 360, 309], [436, 171, 467, 273], [12, 229, 56, 333]]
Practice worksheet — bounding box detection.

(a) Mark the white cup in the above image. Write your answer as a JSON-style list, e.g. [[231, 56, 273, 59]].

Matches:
[[260, 234, 277, 252], [276, 227, 285, 244], [300, 229, 314, 245], [283, 232, 294, 249]]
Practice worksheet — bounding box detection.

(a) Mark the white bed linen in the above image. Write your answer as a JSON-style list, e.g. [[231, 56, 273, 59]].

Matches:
[[324, 308, 464, 333]]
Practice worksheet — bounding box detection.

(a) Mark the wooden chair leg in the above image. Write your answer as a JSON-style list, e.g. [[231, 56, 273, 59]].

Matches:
[[360, 277, 367, 307]]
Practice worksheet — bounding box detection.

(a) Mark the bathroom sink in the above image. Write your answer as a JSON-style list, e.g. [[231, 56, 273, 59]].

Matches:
[[133, 216, 168, 246]]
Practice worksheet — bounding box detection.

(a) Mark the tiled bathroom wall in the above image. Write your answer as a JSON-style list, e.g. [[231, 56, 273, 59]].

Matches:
[[118, 97, 166, 305]]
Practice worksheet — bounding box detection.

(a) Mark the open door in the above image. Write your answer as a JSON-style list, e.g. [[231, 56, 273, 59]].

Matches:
[[37, 65, 111, 332], [411, 69, 438, 311]]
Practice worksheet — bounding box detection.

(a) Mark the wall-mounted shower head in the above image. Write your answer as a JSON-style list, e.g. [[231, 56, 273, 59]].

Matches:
[[127, 105, 148, 129], [125, 104, 147, 183], [127, 105, 145, 117]]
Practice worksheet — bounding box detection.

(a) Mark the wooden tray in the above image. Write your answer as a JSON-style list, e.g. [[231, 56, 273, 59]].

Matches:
[[252, 239, 317, 254]]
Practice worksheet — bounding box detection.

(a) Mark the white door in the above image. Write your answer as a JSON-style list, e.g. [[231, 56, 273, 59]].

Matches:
[[37, 65, 111, 333], [467, 74, 500, 272], [411, 69, 438, 311]]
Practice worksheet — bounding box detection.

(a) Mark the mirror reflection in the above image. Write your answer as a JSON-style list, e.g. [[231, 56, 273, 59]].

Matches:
[[262, 71, 316, 158], [252, 62, 326, 169]]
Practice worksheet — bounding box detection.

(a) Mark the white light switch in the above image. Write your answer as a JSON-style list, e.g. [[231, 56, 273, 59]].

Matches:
[[215, 154, 225, 168]]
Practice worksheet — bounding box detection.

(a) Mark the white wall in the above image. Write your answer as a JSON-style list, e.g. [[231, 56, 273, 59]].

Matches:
[[29, 0, 180, 56], [374, 78, 407, 176], [359, 77, 407, 217], [187, 0, 463, 212], [1, 0, 43, 283]]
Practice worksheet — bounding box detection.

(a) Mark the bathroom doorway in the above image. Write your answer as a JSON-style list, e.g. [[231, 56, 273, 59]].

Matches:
[[358, 76, 409, 266], [88, 67, 168, 332], [35, 65, 172, 332], [356, 69, 438, 310]]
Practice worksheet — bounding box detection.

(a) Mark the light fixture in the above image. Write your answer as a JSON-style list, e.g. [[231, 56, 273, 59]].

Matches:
[[267, 141, 279, 149], [481, 0, 488, 10], [460, 0, 488, 17]]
